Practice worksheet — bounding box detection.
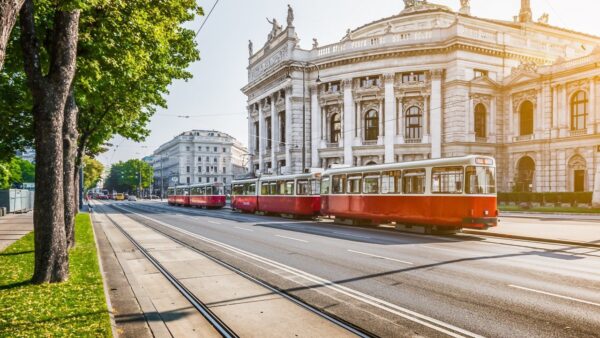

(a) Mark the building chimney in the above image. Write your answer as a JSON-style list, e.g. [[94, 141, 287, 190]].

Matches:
[[519, 0, 532, 23]]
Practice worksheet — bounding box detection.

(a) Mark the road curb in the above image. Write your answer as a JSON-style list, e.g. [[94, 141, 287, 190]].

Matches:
[[463, 230, 600, 249]]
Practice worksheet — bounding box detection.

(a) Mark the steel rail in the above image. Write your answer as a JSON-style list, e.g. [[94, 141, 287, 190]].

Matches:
[[96, 204, 238, 338], [109, 202, 373, 338]]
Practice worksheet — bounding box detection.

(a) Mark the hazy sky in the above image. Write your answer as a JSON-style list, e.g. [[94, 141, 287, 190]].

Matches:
[[98, 0, 600, 167]]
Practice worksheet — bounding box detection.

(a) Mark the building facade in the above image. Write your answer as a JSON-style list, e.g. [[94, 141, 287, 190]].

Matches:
[[242, 0, 600, 196], [151, 130, 248, 193]]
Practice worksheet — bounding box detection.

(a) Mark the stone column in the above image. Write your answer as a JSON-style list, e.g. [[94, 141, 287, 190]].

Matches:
[[423, 95, 430, 142], [384, 73, 396, 163], [490, 96, 497, 143], [595, 77, 600, 133], [343, 79, 354, 165], [285, 86, 293, 174], [558, 84, 568, 137], [247, 109, 254, 172], [430, 69, 443, 158], [271, 94, 277, 173], [397, 98, 404, 143], [310, 85, 320, 168], [589, 77, 596, 133], [258, 102, 264, 173], [535, 88, 543, 138], [508, 95, 514, 143], [467, 95, 474, 142], [378, 99, 384, 145], [551, 84, 559, 137]]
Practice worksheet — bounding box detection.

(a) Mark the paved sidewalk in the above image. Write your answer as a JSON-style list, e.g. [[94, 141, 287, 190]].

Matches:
[[0, 212, 33, 251], [465, 215, 600, 247]]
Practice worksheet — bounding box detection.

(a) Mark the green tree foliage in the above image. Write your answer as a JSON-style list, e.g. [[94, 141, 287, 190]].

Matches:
[[104, 159, 153, 193], [0, 164, 10, 189], [0, 157, 35, 188], [0, 0, 203, 161], [83, 156, 103, 190]]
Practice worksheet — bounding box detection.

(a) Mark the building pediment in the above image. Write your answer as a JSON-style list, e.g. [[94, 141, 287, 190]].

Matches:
[[470, 75, 500, 89], [503, 70, 540, 86]]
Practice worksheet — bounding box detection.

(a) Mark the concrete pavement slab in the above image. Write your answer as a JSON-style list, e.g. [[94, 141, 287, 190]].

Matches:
[[0, 212, 33, 251]]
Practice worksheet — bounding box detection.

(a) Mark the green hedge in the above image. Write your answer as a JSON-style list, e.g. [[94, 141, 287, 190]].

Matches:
[[498, 192, 593, 205]]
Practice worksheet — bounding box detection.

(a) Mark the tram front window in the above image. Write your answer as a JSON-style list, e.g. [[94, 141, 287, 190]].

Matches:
[[465, 166, 496, 195]]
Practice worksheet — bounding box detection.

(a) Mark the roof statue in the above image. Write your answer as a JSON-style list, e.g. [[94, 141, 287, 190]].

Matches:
[[248, 40, 253, 57], [537, 13, 549, 24], [384, 22, 393, 34], [459, 0, 471, 15], [287, 4, 294, 27], [266, 18, 283, 41], [312, 38, 319, 49], [341, 28, 352, 41]]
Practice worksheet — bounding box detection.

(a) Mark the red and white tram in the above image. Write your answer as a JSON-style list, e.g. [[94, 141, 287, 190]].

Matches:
[[167, 185, 190, 206], [231, 173, 321, 217], [189, 182, 226, 209], [320, 155, 498, 231]]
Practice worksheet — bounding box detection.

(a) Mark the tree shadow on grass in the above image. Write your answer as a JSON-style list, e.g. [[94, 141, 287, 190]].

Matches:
[[0, 280, 32, 291], [0, 250, 34, 257]]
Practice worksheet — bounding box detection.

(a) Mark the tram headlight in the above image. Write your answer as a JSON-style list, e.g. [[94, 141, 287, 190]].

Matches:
[[484, 210, 489, 216]]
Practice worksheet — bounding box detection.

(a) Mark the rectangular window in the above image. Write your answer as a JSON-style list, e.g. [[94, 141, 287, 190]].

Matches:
[[233, 184, 243, 195], [223, 177, 227, 184], [432, 167, 464, 194], [285, 181, 295, 195], [311, 180, 321, 196], [186, 146, 190, 151], [381, 170, 401, 194], [186, 177, 190, 184], [214, 147, 217, 152], [223, 167, 226, 173], [186, 166, 190, 173], [347, 174, 362, 194], [223, 147, 226, 153], [206, 156, 210, 161], [206, 177, 210, 183], [321, 177, 331, 195], [277, 180, 286, 195], [206, 166, 209, 173], [198, 166, 202, 173], [198, 156, 202, 161], [403, 169, 426, 194], [261, 183, 270, 195], [269, 182, 277, 195], [332, 175, 346, 194], [206, 146, 210, 151], [198, 147, 202, 151], [465, 166, 496, 195], [297, 179, 310, 195], [474, 69, 488, 78], [363, 174, 380, 194], [401, 72, 425, 83]]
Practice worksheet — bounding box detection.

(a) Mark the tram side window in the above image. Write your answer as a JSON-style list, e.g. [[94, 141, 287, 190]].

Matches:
[[277, 180, 286, 195], [465, 166, 496, 194], [431, 167, 464, 194], [332, 175, 346, 194], [167, 188, 175, 196], [232, 185, 243, 196], [261, 183, 270, 195], [363, 174, 380, 194], [269, 182, 277, 195], [285, 181, 295, 195], [297, 180, 310, 195], [321, 177, 331, 194], [311, 179, 321, 196], [347, 174, 362, 194], [217, 186, 224, 195], [206, 186, 213, 195], [403, 169, 426, 194], [248, 183, 256, 195], [381, 170, 401, 194]]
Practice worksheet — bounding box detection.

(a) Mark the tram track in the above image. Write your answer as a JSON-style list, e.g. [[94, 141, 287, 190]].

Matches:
[[98, 202, 372, 338]]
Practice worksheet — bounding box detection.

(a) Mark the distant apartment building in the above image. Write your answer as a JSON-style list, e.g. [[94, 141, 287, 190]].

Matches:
[[16, 148, 36, 163], [151, 130, 248, 193]]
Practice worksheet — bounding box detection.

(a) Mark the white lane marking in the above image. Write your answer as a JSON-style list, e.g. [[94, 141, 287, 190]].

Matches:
[[421, 245, 462, 253], [113, 205, 482, 338], [508, 285, 600, 308], [333, 231, 371, 239], [235, 226, 254, 232], [348, 250, 413, 265], [275, 235, 308, 243], [207, 220, 222, 225]]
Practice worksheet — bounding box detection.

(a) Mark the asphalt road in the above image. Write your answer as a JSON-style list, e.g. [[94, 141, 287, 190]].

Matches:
[[97, 200, 600, 338]]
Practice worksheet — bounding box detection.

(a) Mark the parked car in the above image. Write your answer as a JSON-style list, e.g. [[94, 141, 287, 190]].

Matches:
[[97, 195, 109, 200], [115, 193, 125, 201], [128, 195, 137, 201]]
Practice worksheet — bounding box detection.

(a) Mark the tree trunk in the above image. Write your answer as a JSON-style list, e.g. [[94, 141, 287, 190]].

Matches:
[[20, 0, 80, 283], [63, 91, 78, 249], [0, 0, 25, 70]]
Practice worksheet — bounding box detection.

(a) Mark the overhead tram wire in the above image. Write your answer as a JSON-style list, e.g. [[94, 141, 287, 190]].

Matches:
[[195, 0, 220, 40]]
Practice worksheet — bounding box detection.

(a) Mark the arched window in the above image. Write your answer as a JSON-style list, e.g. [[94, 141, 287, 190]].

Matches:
[[279, 111, 286, 145], [515, 156, 535, 192], [405, 106, 422, 140], [364, 110, 379, 141], [474, 103, 487, 138], [570, 91, 588, 131], [568, 155, 587, 192], [519, 101, 534, 136], [265, 117, 272, 149], [330, 113, 341, 143]]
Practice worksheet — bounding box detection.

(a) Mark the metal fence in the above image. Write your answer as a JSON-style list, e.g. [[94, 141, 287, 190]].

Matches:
[[0, 189, 34, 213]]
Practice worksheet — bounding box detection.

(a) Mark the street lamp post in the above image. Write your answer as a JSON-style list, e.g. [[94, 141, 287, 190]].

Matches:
[[287, 62, 321, 173]]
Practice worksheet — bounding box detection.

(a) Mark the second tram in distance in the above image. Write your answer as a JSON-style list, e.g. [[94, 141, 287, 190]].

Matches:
[[167, 182, 226, 209], [232, 155, 497, 231]]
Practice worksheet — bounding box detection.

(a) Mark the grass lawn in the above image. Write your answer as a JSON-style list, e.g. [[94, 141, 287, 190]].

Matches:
[[0, 213, 112, 337], [499, 205, 600, 214]]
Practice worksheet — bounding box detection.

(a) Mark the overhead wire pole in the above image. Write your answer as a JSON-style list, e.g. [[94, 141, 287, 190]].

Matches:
[[195, 0, 220, 40]]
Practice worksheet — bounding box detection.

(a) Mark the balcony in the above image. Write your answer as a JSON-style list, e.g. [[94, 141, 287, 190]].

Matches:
[[405, 138, 422, 144], [513, 134, 533, 142], [326, 142, 341, 148], [569, 129, 587, 137], [475, 137, 488, 143]]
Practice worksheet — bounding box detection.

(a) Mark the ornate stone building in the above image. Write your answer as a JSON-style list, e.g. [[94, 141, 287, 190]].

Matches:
[[242, 0, 600, 195], [151, 130, 248, 193]]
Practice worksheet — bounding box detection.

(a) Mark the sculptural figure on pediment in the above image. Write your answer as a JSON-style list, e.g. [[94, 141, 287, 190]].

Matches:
[[248, 40, 253, 57], [459, 0, 471, 15], [287, 4, 294, 27], [312, 38, 319, 49], [384, 22, 393, 34], [404, 0, 416, 8], [537, 13, 549, 24], [266, 17, 283, 41], [341, 28, 352, 41]]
